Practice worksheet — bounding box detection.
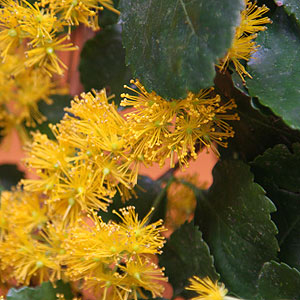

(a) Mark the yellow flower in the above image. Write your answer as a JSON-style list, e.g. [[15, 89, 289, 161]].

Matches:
[[219, 0, 271, 81], [24, 35, 78, 76], [19, 0, 61, 46], [49, 161, 113, 224], [22, 131, 72, 193], [113, 206, 166, 255], [186, 277, 241, 300], [120, 256, 167, 300], [238, 0, 271, 36], [7, 188, 48, 233], [0, 0, 25, 62], [0, 232, 61, 285]]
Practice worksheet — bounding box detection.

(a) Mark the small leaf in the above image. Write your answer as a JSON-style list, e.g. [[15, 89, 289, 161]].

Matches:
[[195, 160, 279, 298], [0, 164, 24, 190], [99, 175, 165, 223], [251, 143, 300, 270], [25, 94, 72, 139], [79, 25, 132, 105], [258, 261, 300, 300], [7, 280, 74, 300], [119, 0, 244, 99], [160, 222, 219, 297], [246, 8, 300, 130]]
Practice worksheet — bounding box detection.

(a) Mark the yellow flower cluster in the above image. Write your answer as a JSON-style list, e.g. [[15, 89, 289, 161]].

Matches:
[[220, 0, 271, 81], [0, 58, 61, 141], [0, 186, 167, 299], [0, 0, 119, 141], [20, 83, 238, 225], [121, 80, 239, 169], [63, 207, 166, 299], [0, 0, 118, 75]]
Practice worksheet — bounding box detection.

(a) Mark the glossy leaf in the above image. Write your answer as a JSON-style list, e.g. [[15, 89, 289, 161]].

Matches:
[[0, 164, 24, 190], [258, 261, 300, 300], [251, 143, 300, 270], [160, 222, 219, 297], [119, 0, 244, 99], [7, 281, 74, 300], [98, 0, 120, 27], [99, 175, 165, 223], [195, 159, 279, 298], [25, 95, 72, 140], [79, 25, 132, 105], [246, 8, 300, 130]]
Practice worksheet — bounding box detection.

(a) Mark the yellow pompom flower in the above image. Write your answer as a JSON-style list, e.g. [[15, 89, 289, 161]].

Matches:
[[6, 189, 48, 233], [24, 35, 78, 76], [19, 0, 61, 46], [48, 161, 113, 224], [120, 256, 167, 300], [220, 0, 271, 81], [0, 0, 25, 62], [0, 232, 61, 285], [113, 206, 166, 255], [22, 131, 73, 193], [186, 276, 242, 300], [121, 80, 239, 168]]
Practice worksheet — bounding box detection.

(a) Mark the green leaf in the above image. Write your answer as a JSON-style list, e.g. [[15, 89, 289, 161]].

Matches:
[[98, 0, 119, 27], [79, 25, 132, 105], [214, 72, 300, 162], [0, 164, 24, 190], [99, 175, 165, 223], [7, 281, 74, 300], [280, 0, 300, 24], [119, 0, 244, 99], [246, 8, 300, 130], [258, 261, 300, 300], [25, 94, 72, 139], [160, 222, 219, 297], [251, 143, 300, 270], [195, 159, 279, 298]]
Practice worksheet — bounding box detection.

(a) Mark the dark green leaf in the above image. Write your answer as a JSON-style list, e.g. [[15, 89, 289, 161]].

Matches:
[[214, 71, 300, 162], [258, 261, 300, 300], [160, 222, 219, 297], [0, 164, 24, 190], [119, 0, 244, 99], [25, 94, 72, 140], [7, 281, 74, 300], [99, 175, 165, 223], [79, 25, 132, 105], [281, 0, 300, 24], [246, 8, 300, 130], [251, 143, 300, 270], [98, 0, 119, 27], [195, 159, 279, 298]]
